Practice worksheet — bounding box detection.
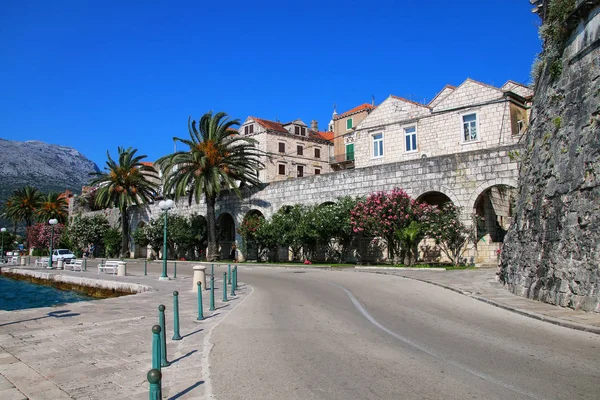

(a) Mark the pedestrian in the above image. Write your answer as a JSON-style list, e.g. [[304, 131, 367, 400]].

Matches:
[[230, 244, 237, 262], [90, 243, 95, 259]]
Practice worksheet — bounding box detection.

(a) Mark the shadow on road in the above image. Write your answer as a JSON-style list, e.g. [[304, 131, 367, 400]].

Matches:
[[170, 349, 198, 364], [168, 380, 204, 399], [0, 309, 80, 327]]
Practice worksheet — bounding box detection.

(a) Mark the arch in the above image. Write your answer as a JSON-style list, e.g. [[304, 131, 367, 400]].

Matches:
[[217, 212, 236, 260], [467, 178, 519, 213], [133, 221, 148, 259], [318, 201, 336, 208], [414, 186, 460, 208], [416, 191, 453, 207], [240, 209, 265, 261]]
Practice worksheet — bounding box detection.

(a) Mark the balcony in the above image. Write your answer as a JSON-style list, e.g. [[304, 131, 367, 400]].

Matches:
[[330, 153, 355, 170]]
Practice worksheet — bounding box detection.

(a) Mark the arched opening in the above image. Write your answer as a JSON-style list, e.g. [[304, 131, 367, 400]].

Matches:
[[417, 191, 452, 207], [217, 213, 236, 260], [241, 210, 265, 261], [473, 184, 517, 264], [134, 221, 148, 259]]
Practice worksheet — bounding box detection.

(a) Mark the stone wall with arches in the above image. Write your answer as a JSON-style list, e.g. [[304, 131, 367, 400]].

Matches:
[[113, 144, 523, 261]]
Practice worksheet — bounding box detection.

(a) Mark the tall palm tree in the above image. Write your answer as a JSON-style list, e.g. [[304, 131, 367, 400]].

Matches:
[[157, 111, 264, 261], [36, 192, 69, 224], [2, 186, 43, 232], [90, 147, 159, 257]]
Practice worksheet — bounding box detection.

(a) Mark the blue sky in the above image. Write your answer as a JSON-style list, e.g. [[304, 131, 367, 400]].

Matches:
[[0, 0, 541, 168]]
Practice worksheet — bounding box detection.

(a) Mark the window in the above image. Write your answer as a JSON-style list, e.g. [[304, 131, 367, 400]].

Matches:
[[462, 113, 478, 142], [295, 126, 300, 135], [404, 126, 417, 152], [314, 168, 321, 175], [278, 164, 286, 175], [346, 118, 353, 130], [517, 119, 525, 133], [297, 165, 304, 177], [278, 142, 285, 153], [244, 124, 254, 135], [301, 127, 306, 136], [297, 145, 303, 156], [346, 143, 354, 161], [314, 148, 321, 159], [372, 133, 384, 158]]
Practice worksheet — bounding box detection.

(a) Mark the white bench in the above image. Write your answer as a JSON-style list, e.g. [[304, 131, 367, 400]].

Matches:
[[35, 257, 50, 268], [98, 260, 120, 275], [67, 260, 84, 272], [8, 256, 19, 265]]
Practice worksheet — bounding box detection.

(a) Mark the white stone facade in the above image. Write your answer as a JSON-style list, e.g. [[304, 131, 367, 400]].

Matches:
[[352, 79, 532, 169]]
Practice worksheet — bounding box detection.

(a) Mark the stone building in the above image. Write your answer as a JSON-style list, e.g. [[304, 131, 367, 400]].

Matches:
[[329, 104, 375, 170], [238, 116, 333, 182]]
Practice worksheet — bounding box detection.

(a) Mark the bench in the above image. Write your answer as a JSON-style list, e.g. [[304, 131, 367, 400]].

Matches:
[[67, 260, 84, 272], [98, 260, 120, 275], [35, 257, 50, 268]]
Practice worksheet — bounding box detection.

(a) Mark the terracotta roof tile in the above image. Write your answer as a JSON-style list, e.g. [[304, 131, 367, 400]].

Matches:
[[334, 104, 375, 120], [311, 130, 334, 142], [140, 161, 154, 166], [249, 116, 288, 133]]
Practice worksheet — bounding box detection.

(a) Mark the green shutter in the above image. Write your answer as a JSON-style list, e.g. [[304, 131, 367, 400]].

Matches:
[[346, 118, 353, 130], [346, 144, 354, 161]]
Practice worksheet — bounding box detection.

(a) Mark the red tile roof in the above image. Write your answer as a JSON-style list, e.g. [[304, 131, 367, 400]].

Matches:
[[312, 131, 334, 142], [249, 116, 288, 133], [334, 104, 375, 120], [140, 161, 154, 166]]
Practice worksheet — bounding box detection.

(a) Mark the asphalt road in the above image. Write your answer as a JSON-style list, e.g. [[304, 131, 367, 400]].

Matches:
[[210, 267, 600, 400]]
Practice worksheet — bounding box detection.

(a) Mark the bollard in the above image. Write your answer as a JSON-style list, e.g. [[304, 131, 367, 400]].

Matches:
[[83, 258, 87, 271], [151, 325, 161, 371], [148, 368, 162, 400], [223, 272, 228, 302], [158, 305, 170, 367], [233, 266, 238, 290], [228, 264, 232, 284], [174, 261, 177, 279], [231, 274, 236, 297], [28, 256, 31, 265], [209, 275, 215, 311], [144, 259, 147, 276], [172, 292, 182, 340], [197, 282, 204, 320]]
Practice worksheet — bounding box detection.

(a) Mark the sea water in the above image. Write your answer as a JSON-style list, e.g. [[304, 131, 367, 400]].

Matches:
[[0, 275, 94, 311]]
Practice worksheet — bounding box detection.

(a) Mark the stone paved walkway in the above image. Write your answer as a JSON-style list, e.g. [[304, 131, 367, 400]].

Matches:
[[0, 260, 245, 399], [356, 267, 600, 334]]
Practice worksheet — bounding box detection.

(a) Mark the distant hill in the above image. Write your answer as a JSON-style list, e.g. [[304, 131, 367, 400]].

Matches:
[[0, 139, 100, 229]]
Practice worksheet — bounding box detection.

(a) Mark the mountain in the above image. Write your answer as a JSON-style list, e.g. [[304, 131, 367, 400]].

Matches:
[[0, 139, 100, 228]]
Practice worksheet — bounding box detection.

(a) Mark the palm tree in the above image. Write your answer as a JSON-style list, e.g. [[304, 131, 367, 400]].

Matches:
[[90, 147, 159, 257], [36, 192, 69, 224], [2, 186, 43, 232], [157, 111, 264, 261]]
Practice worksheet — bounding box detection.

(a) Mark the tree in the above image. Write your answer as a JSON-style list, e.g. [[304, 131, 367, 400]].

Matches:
[[422, 203, 474, 266], [3, 186, 43, 232], [350, 188, 424, 263], [90, 147, 159, 257], [26, 222, 66, 253], [36, 192, 69, 224], [68, 214, 111, 253], [157, 111, 264, 261]]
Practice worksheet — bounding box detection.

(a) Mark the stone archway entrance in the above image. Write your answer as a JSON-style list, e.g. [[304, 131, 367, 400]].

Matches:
[[134, 221, 148, 259], [241, 210, 264, 261], [473, 185, 516, 264], [217, 213, 236, 260]]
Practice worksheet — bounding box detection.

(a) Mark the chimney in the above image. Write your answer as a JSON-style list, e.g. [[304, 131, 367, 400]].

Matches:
[[311, 120, 318, 131]]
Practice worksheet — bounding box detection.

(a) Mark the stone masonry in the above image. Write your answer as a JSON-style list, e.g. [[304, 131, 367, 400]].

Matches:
[[500, 0, 600, 312]]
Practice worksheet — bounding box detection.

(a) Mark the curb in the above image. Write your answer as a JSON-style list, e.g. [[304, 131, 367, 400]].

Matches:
[[355, 266, 446, 271], [366, 271, 600, 336]]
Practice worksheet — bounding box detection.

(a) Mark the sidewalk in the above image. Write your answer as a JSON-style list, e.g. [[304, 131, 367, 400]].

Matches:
[[356, 267, 600, 335], [0, 261, 243, 399]]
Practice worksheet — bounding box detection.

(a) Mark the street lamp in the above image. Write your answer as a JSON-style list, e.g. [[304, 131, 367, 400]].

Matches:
[[158, 199, 174, 280], [48, 219, 58, 269], [1, 227, 6, 263]]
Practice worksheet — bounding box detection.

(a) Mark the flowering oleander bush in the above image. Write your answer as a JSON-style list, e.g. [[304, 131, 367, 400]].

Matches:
[[26, 222, 66, 253]]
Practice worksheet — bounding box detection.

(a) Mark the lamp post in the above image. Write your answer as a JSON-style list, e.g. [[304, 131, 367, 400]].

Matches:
[[1, 227, 6, 263], [158, 199, 174, 280], [48, 219, 58, 269]]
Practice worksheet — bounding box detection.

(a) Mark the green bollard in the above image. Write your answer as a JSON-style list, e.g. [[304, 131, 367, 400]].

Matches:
[[158, 305, 170, 367], [197, 282, 204, 320], [228, 264, 232, 284], [174, 261, 177, 279], [28, 256, 31, 265], [83, 258, 87, 271], [172, 292, 182, 340], [231, 271, 236, 297], [223, 272, 228, 302], [144, 259, 147, 276], [148, 368, 162, 400], [151, 325, 161, 371], [234, 266, 238, 290], [209, 276, 215, 311]]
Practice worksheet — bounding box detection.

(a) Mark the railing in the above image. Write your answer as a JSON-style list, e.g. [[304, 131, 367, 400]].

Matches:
[[329, 154, 355, 164]]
